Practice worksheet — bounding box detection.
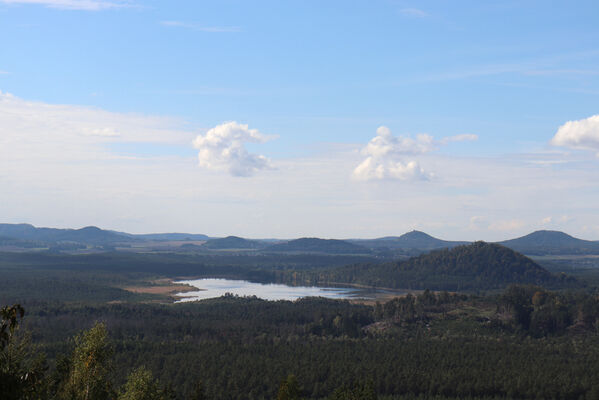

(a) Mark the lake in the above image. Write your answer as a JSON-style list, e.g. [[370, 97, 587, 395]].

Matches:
[[174, 278, 403, 302]]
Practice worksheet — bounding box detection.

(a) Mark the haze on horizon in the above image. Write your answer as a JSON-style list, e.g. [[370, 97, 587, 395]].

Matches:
[[1, 0, 599, 242]]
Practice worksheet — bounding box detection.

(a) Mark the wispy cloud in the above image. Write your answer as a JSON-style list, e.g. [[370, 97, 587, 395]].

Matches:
[[404, 49, 599, 84], [524, 69, 599, 77], [160, 20, 241, 33], [0, 70, 9, 74], [0, 0, 131, 10], [488, 219, 525, 232], [399, 8, 429, 18]]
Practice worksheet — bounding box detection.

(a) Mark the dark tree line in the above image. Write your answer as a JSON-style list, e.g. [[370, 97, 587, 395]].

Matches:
[[4, 286, 599, 399]]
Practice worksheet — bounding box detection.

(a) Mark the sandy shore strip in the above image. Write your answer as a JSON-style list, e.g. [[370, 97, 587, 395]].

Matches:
[[123, 278, 199, 296]]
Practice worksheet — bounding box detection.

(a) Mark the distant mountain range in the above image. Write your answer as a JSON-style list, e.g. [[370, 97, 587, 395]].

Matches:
[[0, 224, 212, 247], [1, 223, 599, 256], [0, 224, 129, 245]]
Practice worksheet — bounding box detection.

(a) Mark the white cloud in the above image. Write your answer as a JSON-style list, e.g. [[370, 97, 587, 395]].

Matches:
[[559, 215, 573, 223], [541, 216, 552, 225], [0, 90, 192, 165], [399, 8, 429, 18], [352, 126, 477, 182], [0, 0, 130, 10], [160, 20, 241, 33], [468, 216, 487, 231], [3, 91, 599, 241], [551, 115, 599, 156], [364, 126, 436, 156], [192, 121, 274, 177], [488, 219, 525, 232], [81, 127, 120, 137], [353, 157, 428, 181], [440, 134, 479, 144]]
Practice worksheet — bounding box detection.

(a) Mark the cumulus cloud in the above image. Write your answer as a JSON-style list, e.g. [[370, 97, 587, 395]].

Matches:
[[192, 121, 274, 177], [551, 115, 599, 156], [353, 157, 428, 181], [352, 126, 477, 182]]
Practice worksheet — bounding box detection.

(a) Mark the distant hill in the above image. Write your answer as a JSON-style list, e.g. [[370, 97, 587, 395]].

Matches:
[[351, 230, 468, 252], [498, 230, 599, 255], [291, 242, 573, 291], [0, 224, 131, 245], [128, 233, 211, 241], [265, 238, 371, 254], [394, 230, 469, 250], [0, 223, 214, 249], [202, 236, 265, 250]]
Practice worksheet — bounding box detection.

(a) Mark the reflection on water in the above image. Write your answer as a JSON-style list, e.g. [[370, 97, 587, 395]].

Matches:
[[174, 278, 400, 302]]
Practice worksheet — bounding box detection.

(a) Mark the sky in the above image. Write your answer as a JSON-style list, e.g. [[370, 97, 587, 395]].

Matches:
[[1, 0, 599, 240]]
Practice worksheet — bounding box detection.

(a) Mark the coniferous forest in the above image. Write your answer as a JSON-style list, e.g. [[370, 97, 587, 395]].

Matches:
[[1, 239, 599, 399], [3, 244, 599, 399]]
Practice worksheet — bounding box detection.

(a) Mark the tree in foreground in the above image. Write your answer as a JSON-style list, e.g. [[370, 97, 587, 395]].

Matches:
[[0, 304, 47, 400], [59, 322, 114, 400], [119, 366, 165, 400]]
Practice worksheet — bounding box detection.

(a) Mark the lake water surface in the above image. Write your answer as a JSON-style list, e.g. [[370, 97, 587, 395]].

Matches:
[[175, 278, 401, 302]]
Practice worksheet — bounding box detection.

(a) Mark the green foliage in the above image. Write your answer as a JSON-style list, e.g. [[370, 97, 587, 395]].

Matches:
[[119, 367, 164, 400], [59, 322, 114, 400], [1, 304, 24, 350], [277, 374, 301, 400], [329, 381, 377, 400], [498, 285, 599, 336], [0, 304, 47, 400], [4, 292, 599, 399], [189, 381, 207, 400]]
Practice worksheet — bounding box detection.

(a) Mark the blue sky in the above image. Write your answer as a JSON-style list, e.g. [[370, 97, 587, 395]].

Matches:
[[1, 0, 599, 240]]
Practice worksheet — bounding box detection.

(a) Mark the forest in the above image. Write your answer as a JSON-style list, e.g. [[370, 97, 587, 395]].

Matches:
[[4, 285, 599, 399], [2, 245, 599, 399]]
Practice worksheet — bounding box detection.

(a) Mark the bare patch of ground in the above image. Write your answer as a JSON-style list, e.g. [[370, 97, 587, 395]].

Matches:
[[123, 279, 196, 296]]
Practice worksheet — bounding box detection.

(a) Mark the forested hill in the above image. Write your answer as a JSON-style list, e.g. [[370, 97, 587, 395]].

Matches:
[[349, 230, 469, 254], [265, 238, 371, 254], [389, 230, 468, 250], [498, 230, 599, 255], [283, 242, 574, 291], [125, 232, 211, 241], [0, 223, 131, 245], [202, 236, 265, 249]]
